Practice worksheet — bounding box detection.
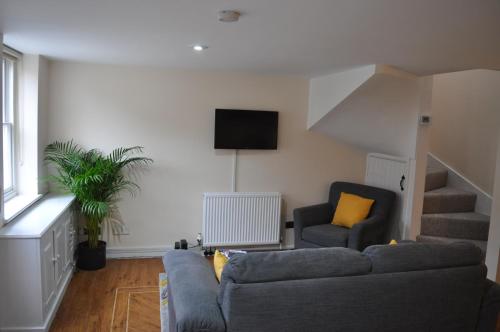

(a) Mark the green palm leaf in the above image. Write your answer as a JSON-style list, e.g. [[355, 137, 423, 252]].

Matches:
[[44, 140, 153, 248]]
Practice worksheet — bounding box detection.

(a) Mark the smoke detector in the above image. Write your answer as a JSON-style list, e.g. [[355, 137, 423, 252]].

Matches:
[[218, 10, 241, 23]]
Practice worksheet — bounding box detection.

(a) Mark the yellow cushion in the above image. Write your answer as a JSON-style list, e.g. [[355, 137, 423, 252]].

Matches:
[[213, 250, 229, 282], [332, 192, 375, 228], [389, 239, 398, 245]]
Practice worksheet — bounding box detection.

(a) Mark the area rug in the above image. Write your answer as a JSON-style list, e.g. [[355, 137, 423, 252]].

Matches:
[[109, 285, 160, 331], [159, 273, 169, 332]]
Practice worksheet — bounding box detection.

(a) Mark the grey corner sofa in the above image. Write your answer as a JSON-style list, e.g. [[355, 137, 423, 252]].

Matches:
[[163, 242, 500, 332], [294, 181, 396, 251]]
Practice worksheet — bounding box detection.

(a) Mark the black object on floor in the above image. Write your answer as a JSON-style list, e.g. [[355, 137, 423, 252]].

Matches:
[[77, 241, 106, 270], [204, 247, 214, 256]]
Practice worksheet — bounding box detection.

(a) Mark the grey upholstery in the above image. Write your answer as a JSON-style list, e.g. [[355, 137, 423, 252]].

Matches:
[[220, 266, 485, 332], [477, 279, 500, 332], [294, 181, 396, 250], [301, 224, 350, 247], [218, 247, 371, 304], [222, 247, 371, 283], [163, 250, 225, 332], [363, 241, 483, 273], [164, 243, 499, 332]]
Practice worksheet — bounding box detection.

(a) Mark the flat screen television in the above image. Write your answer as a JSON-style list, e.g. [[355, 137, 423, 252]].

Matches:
[[214, 109, 279, 150]]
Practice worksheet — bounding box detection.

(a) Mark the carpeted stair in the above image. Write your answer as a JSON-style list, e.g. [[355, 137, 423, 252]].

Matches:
[[417, 168, 490, 254], [422, 187, 477, 214]]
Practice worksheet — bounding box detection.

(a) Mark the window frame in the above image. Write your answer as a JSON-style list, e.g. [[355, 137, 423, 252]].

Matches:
[[2, 46, 21, 202]]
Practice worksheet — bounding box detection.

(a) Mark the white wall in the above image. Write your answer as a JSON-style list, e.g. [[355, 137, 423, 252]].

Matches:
[[0, 33, 4, 224], [308, 65, 375, 128], [47, 61, 366, 250], [16, 54, 49, 197], [308, 65, 432, 241], [430, 70, 500, 195], [38, 56, 49, 194], [486, 133, 500, 280], [310, 68, 421, 159], [430, 70, 500, 278], [408, 76, 433, 240], [17, 55, 38, 196]]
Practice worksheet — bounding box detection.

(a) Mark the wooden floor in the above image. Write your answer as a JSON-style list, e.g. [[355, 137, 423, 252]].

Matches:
[[50, 258, 164, 332], [51, 255, 500, 331]]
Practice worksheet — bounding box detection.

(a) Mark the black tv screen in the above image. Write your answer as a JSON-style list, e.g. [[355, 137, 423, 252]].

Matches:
[[214, 109, 278, 150]]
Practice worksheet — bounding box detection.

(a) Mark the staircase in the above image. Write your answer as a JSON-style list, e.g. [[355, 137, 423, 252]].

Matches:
[[416, 168, 490, 254]]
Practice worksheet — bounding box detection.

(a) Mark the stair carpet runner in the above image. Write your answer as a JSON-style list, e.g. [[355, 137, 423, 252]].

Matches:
[[416, 168, 490, 254]]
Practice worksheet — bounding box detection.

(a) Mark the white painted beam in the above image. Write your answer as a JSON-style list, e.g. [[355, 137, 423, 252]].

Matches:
[[485, 133, 500, 280], [308, 65, 376, 128]]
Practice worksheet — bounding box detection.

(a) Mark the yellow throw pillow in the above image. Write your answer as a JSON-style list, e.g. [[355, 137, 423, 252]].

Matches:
[[213, 250, 229, 282], [389, 239, 398, 245], [332, 192, 375, 228]]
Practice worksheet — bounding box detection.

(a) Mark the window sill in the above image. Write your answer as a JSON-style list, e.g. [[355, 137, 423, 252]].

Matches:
[[4, 194, 43, 222]]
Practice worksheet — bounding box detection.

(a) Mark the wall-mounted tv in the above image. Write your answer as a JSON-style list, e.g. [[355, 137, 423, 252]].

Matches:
[[214, 109, 279, 150]]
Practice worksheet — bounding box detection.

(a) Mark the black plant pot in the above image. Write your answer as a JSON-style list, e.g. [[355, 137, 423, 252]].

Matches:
[[77, 241, 106, 270]]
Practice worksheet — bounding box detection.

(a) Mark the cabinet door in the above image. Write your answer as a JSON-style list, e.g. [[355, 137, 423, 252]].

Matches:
[[63, 214, 75, 269], [72, 211, 79, 253], [54, 223, 65, 286], [41, 231, 56, 309]]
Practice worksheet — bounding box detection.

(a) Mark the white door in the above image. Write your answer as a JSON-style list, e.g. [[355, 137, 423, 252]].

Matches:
[[365, 153, 412, 240], [54, 223, 65, 286], [41, 231, 56, 309]]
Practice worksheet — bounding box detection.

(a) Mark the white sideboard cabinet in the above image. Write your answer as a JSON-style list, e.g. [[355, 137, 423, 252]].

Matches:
[[0, 194, 76, 332]]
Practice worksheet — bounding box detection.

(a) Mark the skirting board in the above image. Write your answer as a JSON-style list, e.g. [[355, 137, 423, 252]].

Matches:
[[106, 244, 296, 259], [106, 246, 172, 258]]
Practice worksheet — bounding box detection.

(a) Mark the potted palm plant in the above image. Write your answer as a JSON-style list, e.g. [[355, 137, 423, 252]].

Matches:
[[45, 141, 152, 270]]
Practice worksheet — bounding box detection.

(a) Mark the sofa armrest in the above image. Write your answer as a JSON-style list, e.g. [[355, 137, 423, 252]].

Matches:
[[293, 203, 333, 242], [348, 215, 385, 251], [163, 251, 226, 332], [476, 279, 500, 332]]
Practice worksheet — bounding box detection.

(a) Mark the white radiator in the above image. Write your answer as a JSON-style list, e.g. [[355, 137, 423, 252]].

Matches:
[[202, 192, 281, 247]]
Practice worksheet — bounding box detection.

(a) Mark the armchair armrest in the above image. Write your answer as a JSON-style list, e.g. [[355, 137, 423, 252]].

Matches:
[[163, 251, 226, 332], [476, 279, 500, 332], [293, 203, 333, 245], [348, 215, 385, 251]]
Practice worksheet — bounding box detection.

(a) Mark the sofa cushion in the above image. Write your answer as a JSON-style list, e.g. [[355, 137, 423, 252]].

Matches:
[[223, 247, 370, 284], [220, 265, 486, 332], [163, 250, 226, 332], [477, 279, 500, 332], [218, 247, 371, 311], [302, 224, 350, 247], [332, 192, 374, 228], [363, 242, 483, 274], [213, 250, 228, 282]]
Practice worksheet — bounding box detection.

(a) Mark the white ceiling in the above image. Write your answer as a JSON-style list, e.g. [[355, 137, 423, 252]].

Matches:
[[1, 0, 499, 77]]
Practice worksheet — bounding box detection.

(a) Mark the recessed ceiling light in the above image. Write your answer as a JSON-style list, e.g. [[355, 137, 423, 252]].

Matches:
[[193, 45, 208, 52]]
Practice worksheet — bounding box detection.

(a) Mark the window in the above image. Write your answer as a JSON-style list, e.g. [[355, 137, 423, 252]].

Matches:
[[2, 47, 44, 223], [2, 49, 18, 201]]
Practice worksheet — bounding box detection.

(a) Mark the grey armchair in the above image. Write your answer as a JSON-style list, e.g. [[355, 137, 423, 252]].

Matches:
[[294, 181, 396, 251]]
